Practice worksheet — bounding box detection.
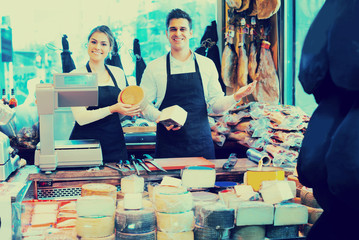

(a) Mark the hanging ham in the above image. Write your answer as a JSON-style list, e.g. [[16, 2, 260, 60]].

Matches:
[[226, 0, 242, 9], [235, 20, 248, 91], [221, 43, 238, 89], [256, 0, 281, 19], [252, 40, 279, 104]]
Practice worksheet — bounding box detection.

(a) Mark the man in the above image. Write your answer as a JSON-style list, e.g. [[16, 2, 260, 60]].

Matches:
[[141, 8, 256, 159]]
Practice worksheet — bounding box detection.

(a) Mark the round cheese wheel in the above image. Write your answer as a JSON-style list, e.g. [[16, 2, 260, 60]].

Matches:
[[231, 225, 266, 240], [81, 183, 117, 201], [115, 208, 156, 234], [157, 231, 194, 240], [80, 233, 115, 240], [195, 202, 235, 229], [116, 231, 156, 240], [194, 225, 231, 240], [153, 185, 193, 213], [118, 85, 144, 105], [76, 216, 114, 238], [156, 210, 195, 232]]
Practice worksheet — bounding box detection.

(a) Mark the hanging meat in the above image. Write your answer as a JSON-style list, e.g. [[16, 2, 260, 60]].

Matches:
[[248, 17, 259, 82], [248, 0, 258, 16], [252, 40, 279, 104], [238, 0, 250, 12], [226, 0, 242, 9], [256, 0, 281, 19], [235, 18, 248, 91], [221, 25, 238, 89]]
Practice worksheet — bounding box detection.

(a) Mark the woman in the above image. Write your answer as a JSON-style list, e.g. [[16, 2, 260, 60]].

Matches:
[[69, 25, 140, 162]]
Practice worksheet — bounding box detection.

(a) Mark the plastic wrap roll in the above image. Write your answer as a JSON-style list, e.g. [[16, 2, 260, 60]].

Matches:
[[156, 210, 195, 232], [115, 208, 156, 234], [231, 225, 266, 240], [76, 215, 114, 238], [194, 225, 231, 240], [121, 175, 145, 194], [116, 231, 156, 240], [195, 202, 235, 229], [266, 225, 299, 239], [157, 231, 194, 240], [153, 185, 193, 213], [81, 183, 117, 201]]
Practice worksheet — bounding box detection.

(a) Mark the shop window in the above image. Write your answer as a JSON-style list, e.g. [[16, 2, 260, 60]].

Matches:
[[0, 0, 217, 106]]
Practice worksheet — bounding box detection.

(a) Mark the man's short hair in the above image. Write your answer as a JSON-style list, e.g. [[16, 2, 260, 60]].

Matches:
[[166, 8, 192, 30]]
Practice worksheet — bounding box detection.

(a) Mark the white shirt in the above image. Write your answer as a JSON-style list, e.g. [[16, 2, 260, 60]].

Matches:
[[70, 65, 127, 126], [140, 52, 236, 122]]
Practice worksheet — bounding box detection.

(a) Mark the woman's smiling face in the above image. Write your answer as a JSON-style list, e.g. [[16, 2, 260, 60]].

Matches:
[[87, 31, 112, 62]]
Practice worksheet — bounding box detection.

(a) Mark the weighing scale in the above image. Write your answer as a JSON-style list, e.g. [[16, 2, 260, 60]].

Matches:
[[34, 73, 103, 172]]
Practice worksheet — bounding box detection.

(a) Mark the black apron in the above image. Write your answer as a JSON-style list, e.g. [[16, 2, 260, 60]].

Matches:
[[155, 53, 215, 159], [69, 62, 128, 162]]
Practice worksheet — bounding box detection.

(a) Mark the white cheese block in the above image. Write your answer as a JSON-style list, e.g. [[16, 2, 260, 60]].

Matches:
[[76, 215, 115, 238], [161, 176, 182, 187], [234, 201, 274, 226], [123, 193, 143, 210], [156, 210, 195, 232], [157, 231, 194, 240], [260, 180, 295, 204], [121, 175, 145, 194], [115, 207, 156, 234], [181, 166, 216, 189], [116, 231, 156, 240], [218, 189, 237, 207], [158, 105, 187, 127], [273, 202, 308, 226], [33, 203, 59, 214], [234, 184, 256, 200], [231, 225, 266, 240], [81, 183, 117, 201], [153, 185, 193, 213], [76, 196, 115, 217]]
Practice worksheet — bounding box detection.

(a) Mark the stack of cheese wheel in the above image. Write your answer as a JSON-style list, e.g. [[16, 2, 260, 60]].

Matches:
[[194, 201, 234, 240], [76, 183, 118, 239], [153, 185, 195, 240], [116, 175, 156, 240]]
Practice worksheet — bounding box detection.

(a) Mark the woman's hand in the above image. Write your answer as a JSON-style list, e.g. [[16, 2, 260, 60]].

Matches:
[[233, 81, 257, 102], [109, 102, 141, 116]]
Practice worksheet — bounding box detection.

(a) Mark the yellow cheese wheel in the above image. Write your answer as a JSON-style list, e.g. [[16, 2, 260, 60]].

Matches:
[[81, 183, 117, 201], [157, 231, 194, 240], [156, 211, 195, 232], [153, 185, 193, 213], [118, 85, 144, 105], [76, 216, 114, 238]]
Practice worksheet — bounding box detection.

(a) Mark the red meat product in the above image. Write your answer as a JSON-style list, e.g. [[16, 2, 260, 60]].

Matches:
[[221, 43, 238, 89], [248, 40, 259, 82], [252, 40, 279, 104], [235, 26, 248, 91], [256, 0, 281, 19]]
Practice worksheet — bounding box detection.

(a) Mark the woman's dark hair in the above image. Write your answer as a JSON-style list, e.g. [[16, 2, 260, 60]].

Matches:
[[87, 25, 115, 53], [166, 8, 192, 30]]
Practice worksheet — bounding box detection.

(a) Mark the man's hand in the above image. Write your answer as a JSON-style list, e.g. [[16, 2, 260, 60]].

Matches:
[[234, 81, 257, 102], [155, 116, 181, 131]]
